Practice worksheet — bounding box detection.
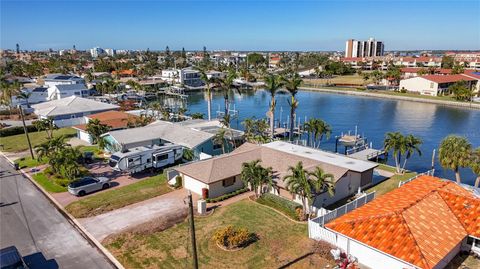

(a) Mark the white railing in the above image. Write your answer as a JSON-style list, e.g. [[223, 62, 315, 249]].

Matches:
[[311, 191, 376, 227], [398, 169, 435, 187]]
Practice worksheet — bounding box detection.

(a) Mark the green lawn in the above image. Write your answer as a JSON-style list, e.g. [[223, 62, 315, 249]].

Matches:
[[366, 171, 417, 197], [104, 200, 332, 269], [65, 173, 172, 218], [15, 156, 47, 169], [31, 172, 67, 193], [1, 128, 77, 152]]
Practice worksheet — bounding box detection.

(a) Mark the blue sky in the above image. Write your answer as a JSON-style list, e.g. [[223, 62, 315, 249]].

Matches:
[[1, 0, 479, 51]]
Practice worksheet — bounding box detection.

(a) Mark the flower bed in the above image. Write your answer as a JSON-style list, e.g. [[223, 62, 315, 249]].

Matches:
[[255, 193, 303, 221], [212, 225, 257, 250]]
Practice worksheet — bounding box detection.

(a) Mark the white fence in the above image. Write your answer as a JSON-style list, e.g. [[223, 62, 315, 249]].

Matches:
[[398, 169, 435, 187], [311, 191, 376, 227]]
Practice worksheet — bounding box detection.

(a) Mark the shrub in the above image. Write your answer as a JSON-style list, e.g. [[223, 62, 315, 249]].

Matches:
[[205, 188, 249, 203], [256, 193, 302, 221], [174, 175, 182, 189], [311, 240, 336, 261], [400, 87, 407, 93], [0, 125, 38, 137], [212, 225, 256, 250]]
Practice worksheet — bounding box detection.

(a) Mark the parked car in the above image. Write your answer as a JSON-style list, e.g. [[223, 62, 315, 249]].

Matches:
[[67, 176, 111, 196], [0, 246, 29, 269]]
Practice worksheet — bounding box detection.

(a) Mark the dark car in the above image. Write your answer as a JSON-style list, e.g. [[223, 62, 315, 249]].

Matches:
[[0, 246, 28, 269]]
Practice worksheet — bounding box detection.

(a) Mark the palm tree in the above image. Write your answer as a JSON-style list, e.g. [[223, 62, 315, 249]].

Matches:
[[217, 69, 237, 115], [240, 160, 273, 198], [242, 117, 255, 142], [471, 148, 480, 187], [401, 134, 423, 172], [264, 73, 283, 138], [199, 69, 217, 120], [439, 136, 472, 183], [282, 73, 302, 141], [86, 118, 110, 147], [16, 91, 32, 107], [283, 161, 315, 217], [304, 119, 316, 147], [33, 117, 56, 139], [313, 119, 331, 148], [308, 166, 335, 197], [220, 113, 231, 128], [213, 128, 227, 154], [384, 132, 406, 173]]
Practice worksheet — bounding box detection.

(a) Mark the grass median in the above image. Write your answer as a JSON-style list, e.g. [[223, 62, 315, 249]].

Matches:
[[65, 173, 172, 218], [104, 200, 333, 269]]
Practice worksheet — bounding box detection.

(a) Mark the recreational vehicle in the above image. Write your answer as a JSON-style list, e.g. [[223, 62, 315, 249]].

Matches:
[[108, 144, 183, 174]]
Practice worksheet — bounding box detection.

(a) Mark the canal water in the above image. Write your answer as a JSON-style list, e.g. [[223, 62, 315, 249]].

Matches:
[[175, 89, 480, 185]]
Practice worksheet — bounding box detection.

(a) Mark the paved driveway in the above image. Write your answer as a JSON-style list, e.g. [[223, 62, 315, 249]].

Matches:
[[0, 156, 114, 269], [80, 189, 190, 241]]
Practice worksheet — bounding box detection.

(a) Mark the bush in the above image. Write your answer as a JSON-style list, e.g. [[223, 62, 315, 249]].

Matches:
[[256, 193, 302, 221], [212, 225, 256, 250], [174, 175, 182, 189], [0, 108, 20, 115], [0, 125, 38, 137], [205, 188, 249, 203], [400, 87, 407, 93], [311, 240, 336, 261]]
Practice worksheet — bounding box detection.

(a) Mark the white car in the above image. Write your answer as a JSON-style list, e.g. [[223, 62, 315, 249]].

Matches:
[[67, 176, 111, 196]]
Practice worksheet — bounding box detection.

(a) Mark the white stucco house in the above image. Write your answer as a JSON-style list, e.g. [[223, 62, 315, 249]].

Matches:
[[175, 141, 377, 202], [399, 74, 478, 96]]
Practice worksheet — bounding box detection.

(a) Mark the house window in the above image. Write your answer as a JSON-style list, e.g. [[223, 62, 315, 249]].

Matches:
[[155, 154, 168, 161], [146, 158, 151, 163], [430, 82, 434, 88], [222, 177, 235, 187]]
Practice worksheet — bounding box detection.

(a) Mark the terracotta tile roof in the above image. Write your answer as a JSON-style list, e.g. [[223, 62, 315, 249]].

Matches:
[[400, 67, 452, 74], [73, 110, 138, 131], [326, 175, 480, 269], [420, 74, 477, 83], [176, 142, 348, 185]]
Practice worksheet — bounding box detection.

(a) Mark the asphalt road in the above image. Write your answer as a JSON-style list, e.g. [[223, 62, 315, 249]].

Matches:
[[0, 156, 114, 269]]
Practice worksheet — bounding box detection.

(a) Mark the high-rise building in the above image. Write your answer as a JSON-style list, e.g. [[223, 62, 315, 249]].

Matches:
[[345, 38, 384, 58], [105, 48, 116, 56], [90, 47, 105, 58]]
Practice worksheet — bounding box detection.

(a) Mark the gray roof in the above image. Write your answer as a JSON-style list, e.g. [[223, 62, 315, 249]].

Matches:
[[32, 96, 119, 117], [105, 120, 215, 149], [263, 141, 378, 172], [55, 84, 88, 91], [44, 73, 83, 81]]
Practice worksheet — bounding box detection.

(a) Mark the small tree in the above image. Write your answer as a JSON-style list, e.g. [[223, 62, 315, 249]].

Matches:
[[284, 161, 318, 217], [86, 118, 110, 147], [439, 135, 472, 183], [33, 117, 56, 139], [384, 132, 406, 173]]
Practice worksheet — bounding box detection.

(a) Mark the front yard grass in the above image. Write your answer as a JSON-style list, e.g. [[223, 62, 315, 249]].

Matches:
[[365, 171, 417, 197], [32, 172, 67, 193], [65, 173, 172, 218], [15, 156, 47, 169], [104, 200, 333, 269], [1, 127, 77, 152]]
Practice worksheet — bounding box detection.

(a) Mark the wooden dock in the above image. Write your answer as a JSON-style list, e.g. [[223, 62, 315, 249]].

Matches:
[[347, 148, 386, 161]]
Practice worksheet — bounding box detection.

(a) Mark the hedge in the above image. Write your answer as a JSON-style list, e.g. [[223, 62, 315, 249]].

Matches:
[[256, 193, 302, 221], [0, 125, 38, 137], [205, 187, 249, 203]]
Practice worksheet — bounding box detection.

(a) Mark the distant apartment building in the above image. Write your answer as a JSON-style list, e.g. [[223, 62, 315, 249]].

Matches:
[[345, 38, 384, 58], [90, 47, 105, 58], [105, 48, 116, 56]]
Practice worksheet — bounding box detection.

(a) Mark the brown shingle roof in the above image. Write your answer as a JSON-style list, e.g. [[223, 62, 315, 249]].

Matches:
[[176, 143, 348, 185], [73, 110, 138, 131]]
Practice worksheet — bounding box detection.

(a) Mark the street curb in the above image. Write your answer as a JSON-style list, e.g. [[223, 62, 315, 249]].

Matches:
[[0, 152, 125, 269]]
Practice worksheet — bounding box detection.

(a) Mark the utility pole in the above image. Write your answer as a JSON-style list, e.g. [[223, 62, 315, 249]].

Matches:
[[19, 106, 34, 159], [187, 191, 198, 269]]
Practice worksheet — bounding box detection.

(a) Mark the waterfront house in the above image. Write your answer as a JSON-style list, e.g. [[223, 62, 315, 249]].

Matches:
[[101, 119, 244, 156], [399, 74, 478, 96], [309, 175, 480, 269], [32, 96, 119, 127], [47, 83, 90, 100], [72, 110, 139, 143], [11, 86, 48, 106], [175, 141, 378, 201]]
